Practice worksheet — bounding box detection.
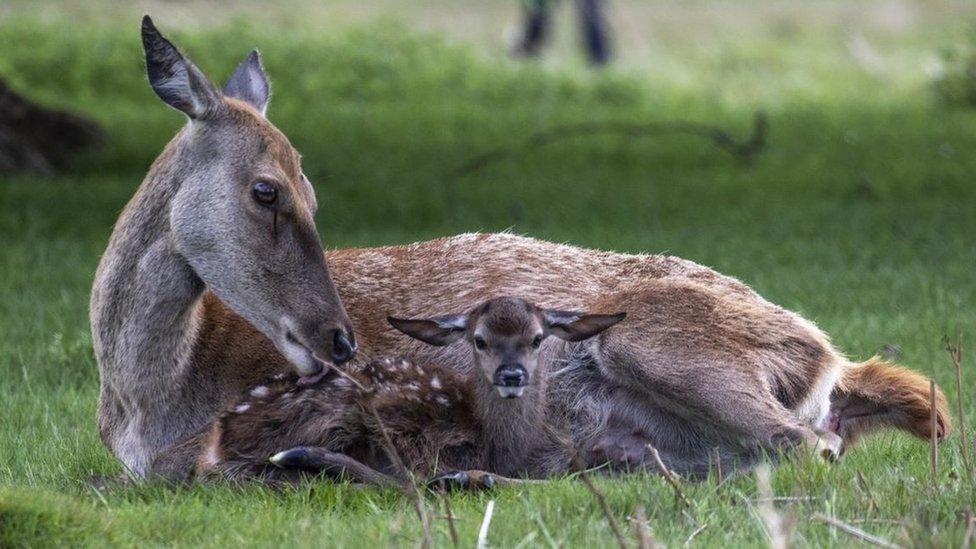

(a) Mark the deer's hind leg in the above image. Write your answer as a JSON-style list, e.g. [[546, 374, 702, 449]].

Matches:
[[585, 279, 842, 468]]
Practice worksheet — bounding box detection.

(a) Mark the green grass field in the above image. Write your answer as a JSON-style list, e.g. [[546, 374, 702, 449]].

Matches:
[[2, 2, 976, 546]]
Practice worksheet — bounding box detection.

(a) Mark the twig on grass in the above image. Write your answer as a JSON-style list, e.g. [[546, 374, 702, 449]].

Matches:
[[647, 444, 691, 509], [752, 496, 816, 503], [813, 513, 901, 549], [477, 500, 495, 549], [755, 464, 792, 549], [931, 379, 939, 483], [447, 112, 768, 182], [573, 454, 628, 549], [684, 523, 708, 547], [944, 334, 972, 483], [630, 505, 656, 549]]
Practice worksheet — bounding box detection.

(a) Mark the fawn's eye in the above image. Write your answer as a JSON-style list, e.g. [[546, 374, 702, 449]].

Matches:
[[532, 335, 543, 349], [252, 181, 278, 205], [474, 336, 487, 351]]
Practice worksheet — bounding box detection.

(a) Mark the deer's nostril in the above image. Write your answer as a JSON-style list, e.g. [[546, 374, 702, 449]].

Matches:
[[330, 329, 356, 364]]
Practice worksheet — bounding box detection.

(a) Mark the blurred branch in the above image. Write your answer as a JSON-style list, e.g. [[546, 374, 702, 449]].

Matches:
[[447, 111, 767, 183]]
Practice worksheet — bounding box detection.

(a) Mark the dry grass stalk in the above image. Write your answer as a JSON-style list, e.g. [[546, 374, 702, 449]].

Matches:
[[944, 334, 972, 483], [755, 464, 792, 549], [647, 444, 691, 509], [813, 513, 900, 549], [963, 507, 974, 549], [573, 454, 628, 549], [439, 489, 460, 547], [931, 379, 939, 483], [855, 469, 879, 514], [323, 362, 433, 548], [710, 447, 723, 485], [630, 505, 656, 549], [477, 499, 495, 549]]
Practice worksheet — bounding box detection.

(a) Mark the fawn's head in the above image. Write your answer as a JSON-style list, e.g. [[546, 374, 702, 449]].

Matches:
[[389, 297, 625, 399], [140, 17, 354, 378]]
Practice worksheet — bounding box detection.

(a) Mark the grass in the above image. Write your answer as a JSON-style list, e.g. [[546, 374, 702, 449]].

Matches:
[[2, 2, 976, 546]]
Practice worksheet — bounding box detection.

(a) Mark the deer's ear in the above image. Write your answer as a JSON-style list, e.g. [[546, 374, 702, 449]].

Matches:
[[223, 50, 270, 115], [543, 310, 626, 342], [141, 15, 223, 119], [387, 314, 468, 347]]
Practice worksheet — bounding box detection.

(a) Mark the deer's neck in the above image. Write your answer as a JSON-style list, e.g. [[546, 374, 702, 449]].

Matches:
[[90, 138, 206, 475], [474, 376, 548, 474]]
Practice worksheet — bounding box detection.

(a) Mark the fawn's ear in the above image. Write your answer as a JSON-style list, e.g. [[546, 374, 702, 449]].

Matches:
[[387, 314, 468, 346], [543, 310, 626, 342], [141, 15, 223, 119], [223, 50, 270, 115]]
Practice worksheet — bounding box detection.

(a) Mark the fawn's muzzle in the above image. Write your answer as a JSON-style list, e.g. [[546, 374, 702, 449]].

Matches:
[[494, 365, 528, 398]]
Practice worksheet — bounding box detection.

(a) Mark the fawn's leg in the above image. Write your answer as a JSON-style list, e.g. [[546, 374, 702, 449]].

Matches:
[[427, 470, 538, 491], [269, 446, 405, 488]]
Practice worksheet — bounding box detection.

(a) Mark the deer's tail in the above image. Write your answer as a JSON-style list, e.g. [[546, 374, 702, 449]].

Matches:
[[830, 357, 950, 447]]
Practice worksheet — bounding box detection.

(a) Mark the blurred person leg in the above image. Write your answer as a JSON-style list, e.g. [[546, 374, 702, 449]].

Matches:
[[576, 0, 612, 65], [511, 0, 555, 58]]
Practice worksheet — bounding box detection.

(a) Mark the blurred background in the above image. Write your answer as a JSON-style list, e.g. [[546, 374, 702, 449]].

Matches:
[[1, 1, 975, 546]]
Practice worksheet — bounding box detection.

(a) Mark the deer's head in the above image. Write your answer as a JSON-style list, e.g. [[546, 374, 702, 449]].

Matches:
[[389, 297, 625, 398], [141, 16, 355, 379]]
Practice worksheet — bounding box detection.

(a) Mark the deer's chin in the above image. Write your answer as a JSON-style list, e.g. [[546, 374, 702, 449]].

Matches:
[[495, 386, 526, 399], [277, 332, 329, 382]]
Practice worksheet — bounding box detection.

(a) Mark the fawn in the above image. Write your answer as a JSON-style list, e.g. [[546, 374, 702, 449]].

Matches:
[[158, 297, 623, 487]]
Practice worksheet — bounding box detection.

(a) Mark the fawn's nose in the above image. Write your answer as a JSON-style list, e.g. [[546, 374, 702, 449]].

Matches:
[[494, 365, 527, 387], [329, 328, 357, 365]]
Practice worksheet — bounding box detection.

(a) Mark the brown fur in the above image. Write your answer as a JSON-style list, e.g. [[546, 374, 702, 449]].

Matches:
[[831, 357, 950, 447], [145, 233, 950, 478]]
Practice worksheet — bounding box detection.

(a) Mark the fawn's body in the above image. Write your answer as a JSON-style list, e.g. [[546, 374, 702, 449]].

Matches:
[[173, 298, 622, 483]]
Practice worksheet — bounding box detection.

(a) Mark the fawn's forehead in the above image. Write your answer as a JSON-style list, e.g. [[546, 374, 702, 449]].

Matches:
[[475, 298, 542, 338]]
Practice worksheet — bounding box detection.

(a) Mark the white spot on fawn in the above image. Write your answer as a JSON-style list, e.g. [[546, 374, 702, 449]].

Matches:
[[435, 395, 450, 406], [250, 386, 269, 398], [430, 375, 442, 389], [234, 403, 251, 413]]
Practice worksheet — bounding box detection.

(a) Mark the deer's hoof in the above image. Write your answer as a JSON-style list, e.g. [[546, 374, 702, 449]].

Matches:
[[269, 447, 314, 469], [427, 470, 470, 492], [427, 470, 496, 492], [812, 431, 843, 462]]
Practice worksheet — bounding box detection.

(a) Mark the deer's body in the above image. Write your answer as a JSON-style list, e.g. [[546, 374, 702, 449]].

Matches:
[[96, 19, 949, 480]]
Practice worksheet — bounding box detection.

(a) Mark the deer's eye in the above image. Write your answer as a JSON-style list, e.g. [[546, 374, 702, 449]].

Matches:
[[532, 335, 543, 349], [474, 337, 487, 351], [252, 181, 278, 205]]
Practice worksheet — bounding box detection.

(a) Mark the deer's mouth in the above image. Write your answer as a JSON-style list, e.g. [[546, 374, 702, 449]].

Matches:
[[280, 331, 330, 384], [495, 386, 526, 398]]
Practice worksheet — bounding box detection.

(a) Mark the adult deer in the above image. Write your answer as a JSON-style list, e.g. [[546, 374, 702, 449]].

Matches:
[[92, 17, 949, 479], [90, 17, 356, 476]]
